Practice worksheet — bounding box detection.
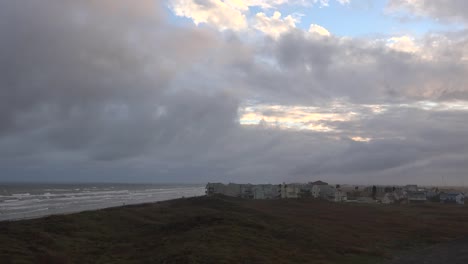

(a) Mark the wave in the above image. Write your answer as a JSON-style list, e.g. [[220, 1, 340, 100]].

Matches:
[[0, 186, 205, 221]]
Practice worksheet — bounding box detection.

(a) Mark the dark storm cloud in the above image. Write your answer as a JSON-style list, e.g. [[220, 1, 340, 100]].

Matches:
[[0, 0, 234, 156], [290, 106, 468, 184], [242, 30, 468, 105], [1, 0, 468, 185], [0, 0, 252, 181]]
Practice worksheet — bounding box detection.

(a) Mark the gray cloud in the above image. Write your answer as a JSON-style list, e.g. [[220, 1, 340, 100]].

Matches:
[[388, 0, 468, 23], [243, 30, 468, 105], [0, 0, 468, 185]]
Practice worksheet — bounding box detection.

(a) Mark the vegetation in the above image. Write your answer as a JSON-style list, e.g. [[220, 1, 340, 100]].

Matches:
[[1, 195, 468, 264]]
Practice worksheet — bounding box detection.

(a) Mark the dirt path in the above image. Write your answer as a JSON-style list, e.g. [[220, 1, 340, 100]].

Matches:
[[386, 237, 468, 264]]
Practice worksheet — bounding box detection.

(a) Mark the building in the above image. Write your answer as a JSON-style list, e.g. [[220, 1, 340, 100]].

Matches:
[[311, 185, 320, 198], [440, 192, 465, 205], [205, 183, 227, 196], [205, 183, 253, 198], [382, 193, 397, 204], [225, 183, 242, 197], [362, 185, 388, 198], [426, 188, 439, 199], [407, 191, 427, 203], [334, 189, 347, 202], [239, 184, 254, 199], [309, 180, 328, 186], [312, 184, 336, 200], [281, 183, 303, 199], [393, 190, 406, 201], [404, 185, 418, 192], [253, 184, 281, 199]]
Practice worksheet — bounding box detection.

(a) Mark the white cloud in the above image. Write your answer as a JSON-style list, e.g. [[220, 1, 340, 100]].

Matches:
[[224, 0, 249, 11], [239, 0, 341, 9], [254, 11, 299, 38], [236, 0, 289, 9], [337, 0, 350, 4], [169, 0, 248, 31], [387, 35, 420, 53], [169, 0, 348, 32], [308, 23, 331, 36]]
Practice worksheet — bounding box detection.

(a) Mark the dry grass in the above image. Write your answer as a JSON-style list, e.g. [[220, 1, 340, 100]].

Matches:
[[1, 195, 467, 264]]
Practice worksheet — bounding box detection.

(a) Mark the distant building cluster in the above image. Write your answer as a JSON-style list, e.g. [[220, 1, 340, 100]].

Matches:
[[344, 184, 464, 205], [206, 182, 465, 205], [205, 181, 347, 202]]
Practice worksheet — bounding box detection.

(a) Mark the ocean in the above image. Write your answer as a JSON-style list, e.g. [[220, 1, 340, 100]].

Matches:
[[0, 183, 206, 221]]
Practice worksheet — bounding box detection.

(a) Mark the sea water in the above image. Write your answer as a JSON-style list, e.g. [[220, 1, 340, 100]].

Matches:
[[0, 183, 206, 221]]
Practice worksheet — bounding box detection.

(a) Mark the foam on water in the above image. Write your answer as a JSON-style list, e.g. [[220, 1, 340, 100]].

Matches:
[[0, 184, 205, 221]]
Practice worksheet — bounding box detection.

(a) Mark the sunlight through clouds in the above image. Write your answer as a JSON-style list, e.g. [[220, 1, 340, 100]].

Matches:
[[168, 0, 351, 32], [239, 100, 468, 132], [309, 24, 331, 36], [254, 11, 299, 38]]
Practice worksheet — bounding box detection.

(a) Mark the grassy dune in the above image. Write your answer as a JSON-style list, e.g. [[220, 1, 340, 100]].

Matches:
[[1, 195, 468, 263]]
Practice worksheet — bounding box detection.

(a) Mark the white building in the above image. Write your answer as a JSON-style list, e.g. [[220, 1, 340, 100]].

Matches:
[[205, 183, 250, 198], [404, 185, 418, 192], [253, 184, 281, 199], [205, 183, 226, 195], [311, 185, 320, 198], [407, 191, 427, 203], [207, 182, 348, 202], [312, 184, 336, 200], [440, 192, 465, 205], [280, 183, 302, 198], [382, 193, 397, 204], [334, 189, 347, 202]]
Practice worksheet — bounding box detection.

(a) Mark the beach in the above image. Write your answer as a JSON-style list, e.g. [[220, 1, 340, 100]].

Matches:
[[0, 183, 205, 221]]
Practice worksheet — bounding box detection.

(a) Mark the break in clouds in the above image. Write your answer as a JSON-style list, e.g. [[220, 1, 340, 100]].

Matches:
[[1, 0, 468, 185]]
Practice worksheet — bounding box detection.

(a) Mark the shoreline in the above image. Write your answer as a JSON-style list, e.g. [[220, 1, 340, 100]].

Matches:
[[0, 195, 205, 224]]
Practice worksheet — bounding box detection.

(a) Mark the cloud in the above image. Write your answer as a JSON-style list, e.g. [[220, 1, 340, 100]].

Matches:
[[309, 24, 331, 36], [169, 0, 248, 31], [387, 0, 468, 23], [247, 29, 468, 105], [0, 0, 239, 160], [254, 11, 299, 38], [337, 0, 351, 4], [387, 35, 420, 53], [169, 0, 350, 32], [1, 0, 468, 185]]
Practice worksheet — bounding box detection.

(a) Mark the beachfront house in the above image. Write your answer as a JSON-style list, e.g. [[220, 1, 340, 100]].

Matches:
[[363, 185, 388, 198], [226, 183, 244, 197], [312, 184, 336, 200], [382, 193, 397, 204], [426, 188, 439, 199], [440, 192, 465, 205], [311, 185, 320, 198], [334, 189, 347, 202], [406, 191, 427, 203], [239, 184, 254, 199], [309, 180, 329, 186], [205, 183, 250, 198], [280, 183, 302, 198], [253, 184, 281, 199], [206, 183, 225, 196], [404, 185, 418, 192]]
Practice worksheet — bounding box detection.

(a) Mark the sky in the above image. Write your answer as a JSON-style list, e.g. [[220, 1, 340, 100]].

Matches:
[[1, 0, 468, 185]]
